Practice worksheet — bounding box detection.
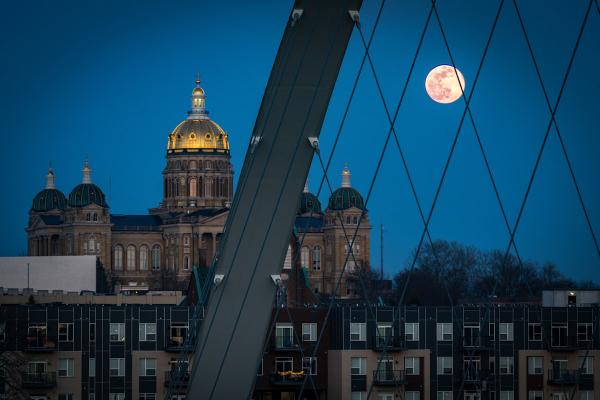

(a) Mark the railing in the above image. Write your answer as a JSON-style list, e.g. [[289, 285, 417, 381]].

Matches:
[[165, 337, 193, 352], [24, 335, 56, 351], [270, 371, 305, 386], [547, 368, 578, 385], [463, 369, 482, 382], [373, 334, 405, 351], [272, 335, 300, 351], [372, 369, 406, 385], [545, 336, 579, 351], [462, 335, 490, 349], [164, 370, 190, 386], [22, 372, 57, 388]]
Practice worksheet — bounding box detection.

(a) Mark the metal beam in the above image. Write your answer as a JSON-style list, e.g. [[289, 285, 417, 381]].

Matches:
[[187, 0, 361, 398]]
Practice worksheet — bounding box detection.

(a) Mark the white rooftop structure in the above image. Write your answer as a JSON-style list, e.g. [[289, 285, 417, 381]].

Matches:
[[0, 256, 97, 293]]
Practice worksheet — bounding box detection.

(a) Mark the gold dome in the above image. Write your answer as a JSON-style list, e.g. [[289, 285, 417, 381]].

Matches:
[[167, 78, 230, 153], [168, 119, 230, 152]]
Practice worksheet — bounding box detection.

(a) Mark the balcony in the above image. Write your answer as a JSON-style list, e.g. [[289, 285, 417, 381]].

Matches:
[[272, 335, 300, 352], [547, 369, 578, 385], [545, 335, 579, 352], [373, 334, 405, 352], [22, 372, 57, 388], [165, 337, 194, 352], [270, 371, 305, 386], [164, 370, 190, 387], [372, 369, 406, 386], [24, 335, 56, 352], [463, 369, 482, 383], [462, 336, 491, 350]]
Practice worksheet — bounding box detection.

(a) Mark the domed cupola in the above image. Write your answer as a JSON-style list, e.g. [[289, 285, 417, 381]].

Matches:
[[31, 167, 67, 212], [328, 164, 365, 211], [298, 180, 322, 215], [68, 160, 108, 208], [167, 76, 230, 154]]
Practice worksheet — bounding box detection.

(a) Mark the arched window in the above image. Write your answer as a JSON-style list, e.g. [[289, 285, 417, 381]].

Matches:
[[190, 160, 197, 170], [151, 245, 161, 271], [86, 213, 91, 221], [93, 213, 98, 222], [114, 245, 123, 270], [183, 256, 190, 271], [301, 246, 310, 269], [139, 245, 149, 271], [312, 246, 321, 271], [176, 180, 180, 196], [189, 178, 197, 197], [198, 176, 204, 197], [127, 245, 136, 271]]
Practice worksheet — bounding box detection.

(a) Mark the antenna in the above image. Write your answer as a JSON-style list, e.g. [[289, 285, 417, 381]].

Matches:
[[380, 224, 384, 278]]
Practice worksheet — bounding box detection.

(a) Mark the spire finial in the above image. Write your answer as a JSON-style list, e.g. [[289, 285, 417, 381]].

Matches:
[[303, 179, 309, 193], [341, 163, 351, 188], [82, 159, 92, 184], [45, 166, 56, 189], [189, 73, 208, 118]]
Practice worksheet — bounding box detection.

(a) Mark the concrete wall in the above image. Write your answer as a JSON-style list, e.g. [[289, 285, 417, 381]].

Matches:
[[0, 256, 96, 292]]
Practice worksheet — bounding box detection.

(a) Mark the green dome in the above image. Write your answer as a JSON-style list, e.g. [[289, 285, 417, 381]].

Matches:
[[68, 183, 108, 208], [298, 192, 322, 215], [32, 189, 66, 212], [328, 187, 365, 211]]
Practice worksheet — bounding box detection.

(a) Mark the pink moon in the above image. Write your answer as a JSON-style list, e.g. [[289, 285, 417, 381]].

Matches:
[[425, 65, 466, 104]]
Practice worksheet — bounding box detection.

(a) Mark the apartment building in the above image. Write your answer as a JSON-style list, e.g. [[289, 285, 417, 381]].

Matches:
[[0, 292, 192, 400], [1, 291, 598, 400]]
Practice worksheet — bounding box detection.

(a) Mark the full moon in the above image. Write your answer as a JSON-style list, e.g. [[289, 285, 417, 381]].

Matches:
[[425, 65, 466, 104]]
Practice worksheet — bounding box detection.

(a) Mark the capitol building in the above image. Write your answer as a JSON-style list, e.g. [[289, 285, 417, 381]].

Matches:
[[26, 78, 371, 295]]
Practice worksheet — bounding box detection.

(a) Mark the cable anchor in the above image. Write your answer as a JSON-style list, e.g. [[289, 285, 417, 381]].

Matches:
[[290, 8, 303, 27], [348, 10, 360, 27]]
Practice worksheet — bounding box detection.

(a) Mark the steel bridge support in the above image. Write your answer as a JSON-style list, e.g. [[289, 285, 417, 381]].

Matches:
[[186, 0, 362, 398]]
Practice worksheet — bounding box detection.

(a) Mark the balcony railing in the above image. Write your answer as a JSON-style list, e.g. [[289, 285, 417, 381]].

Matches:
[[22, 372, 57, 388], [462, 335, 490, 349], [164, 370, 190, 387], [545, 336, 579, 351], [165, 337, 193, 352], [270, 371, 305, 386], [272, 335, 300, 351], [24, 335, 56, 352], [373, 334, 405, 351], [463, 369, 482, 382], [372, 369, 406, 386], [547, 368, 578, 385]]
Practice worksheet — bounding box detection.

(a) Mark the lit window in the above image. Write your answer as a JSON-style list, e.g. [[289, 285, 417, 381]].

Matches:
[[529, 391, 543, 400], [151, 245, 161, 270], [58, 323, 74, 342], [312, 246, 321, 270], [301, 246, 310, 269], [139, 245, 149, 271], [110, 358, 125, 377], [350, 322, 366, 341], [499, 323, 513, 341], [578, 356, 593, 374], [500, 391, 513, 400], [127, 245, 136, 270], [89, 358, 95, 377], [405, 323, 419, 341], [438, 392, 453, 400], [437, 357, 453, 375], [405, 357, 420, 375], [436, 323, 453, 341], [302, 323, 317, 342], [139, 323, 157, 342], [58, 358, 74, 377], [113, 245, 123, 270], [351, 357, 366, 375], [139, 358, 156, 377], [527, 356, 543, 375], [109, 323, 125, 342], [500, 357, 514, 375]]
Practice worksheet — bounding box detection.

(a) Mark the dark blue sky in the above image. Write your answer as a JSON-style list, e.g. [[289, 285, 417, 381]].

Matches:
[[1, 0, 598, 281]]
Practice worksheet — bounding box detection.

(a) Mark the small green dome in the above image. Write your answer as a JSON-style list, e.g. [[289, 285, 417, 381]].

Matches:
[[328, 187, 365, 211], [68, 183, 108, 208], [32, 189, 67, 212], [299, 192, 322, 215]]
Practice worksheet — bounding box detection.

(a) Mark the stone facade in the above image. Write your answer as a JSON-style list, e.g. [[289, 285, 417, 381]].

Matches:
[[26, 78, 370, 295]]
